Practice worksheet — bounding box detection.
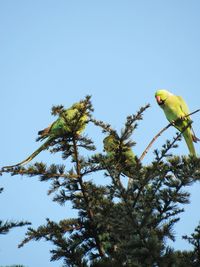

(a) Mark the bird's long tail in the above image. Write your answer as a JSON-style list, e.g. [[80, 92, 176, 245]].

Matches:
[[183, 129, 196, 156], [2, 138, 53, 170]]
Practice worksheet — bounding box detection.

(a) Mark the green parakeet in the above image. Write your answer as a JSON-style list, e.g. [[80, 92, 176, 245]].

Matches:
[[2, 102, 88, 169], [155, 89, 199, 156], [103, 134, 135, 188]]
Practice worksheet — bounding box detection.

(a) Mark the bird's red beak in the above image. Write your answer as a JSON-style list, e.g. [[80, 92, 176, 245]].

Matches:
[[155, 95, 161, 104]]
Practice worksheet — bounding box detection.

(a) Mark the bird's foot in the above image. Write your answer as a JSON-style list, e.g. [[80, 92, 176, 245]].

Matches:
[[179, 116, 185, 121], [171, 120, 176, 126]]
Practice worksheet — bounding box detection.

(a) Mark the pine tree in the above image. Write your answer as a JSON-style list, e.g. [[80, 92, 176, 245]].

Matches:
[[2, 96, 200, 267]]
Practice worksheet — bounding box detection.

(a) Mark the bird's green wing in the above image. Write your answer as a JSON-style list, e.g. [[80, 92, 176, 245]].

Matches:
[[177, 96, 190, 117], [169, 96, 195, 155], [103, 135, 119, 154], [103, 133, 136, 188]]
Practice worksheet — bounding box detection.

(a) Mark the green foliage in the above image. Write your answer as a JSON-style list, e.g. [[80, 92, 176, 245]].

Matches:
[[0, 220, 30, 235], [2, 96, 200, 266]]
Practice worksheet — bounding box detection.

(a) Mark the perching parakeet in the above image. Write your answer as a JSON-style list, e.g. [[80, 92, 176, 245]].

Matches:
[[103, 133, 135, 188], [2, 102, 88, 169], [155, 89, 199, 156]]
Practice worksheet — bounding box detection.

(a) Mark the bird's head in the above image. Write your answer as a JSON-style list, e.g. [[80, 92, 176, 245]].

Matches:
[[155, 89, 173, 106]]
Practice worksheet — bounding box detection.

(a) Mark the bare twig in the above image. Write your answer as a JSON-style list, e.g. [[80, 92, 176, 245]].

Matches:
[[139, 109, 200, 161], [139, 123, 172, 161]]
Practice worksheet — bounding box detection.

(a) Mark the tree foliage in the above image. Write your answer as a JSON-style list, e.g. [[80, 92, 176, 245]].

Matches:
[[2, 96, 200, 267]]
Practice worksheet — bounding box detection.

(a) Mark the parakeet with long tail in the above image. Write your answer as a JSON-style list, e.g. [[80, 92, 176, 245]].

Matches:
[[155, 89, 199, 156], [2, 102, 88, 170]]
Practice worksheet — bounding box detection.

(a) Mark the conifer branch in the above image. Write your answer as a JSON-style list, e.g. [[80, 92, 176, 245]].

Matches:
[[132, 126, 197, 224], [72, 137, 106, 258], [140, 109, 200, 161], [132, 132, 183, 211], [2, 97, 200, 266], [0, 220, 31, 235]]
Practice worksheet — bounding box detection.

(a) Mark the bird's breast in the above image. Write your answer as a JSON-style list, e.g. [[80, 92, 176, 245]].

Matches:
[[163, 101, 180, 122]]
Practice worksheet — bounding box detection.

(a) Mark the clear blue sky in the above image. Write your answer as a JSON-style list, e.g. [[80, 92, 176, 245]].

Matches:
[[1, 1, 200, 266]]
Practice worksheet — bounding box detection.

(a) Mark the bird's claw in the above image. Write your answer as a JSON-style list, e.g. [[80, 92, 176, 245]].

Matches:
[[171, 120, 176, 126]]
